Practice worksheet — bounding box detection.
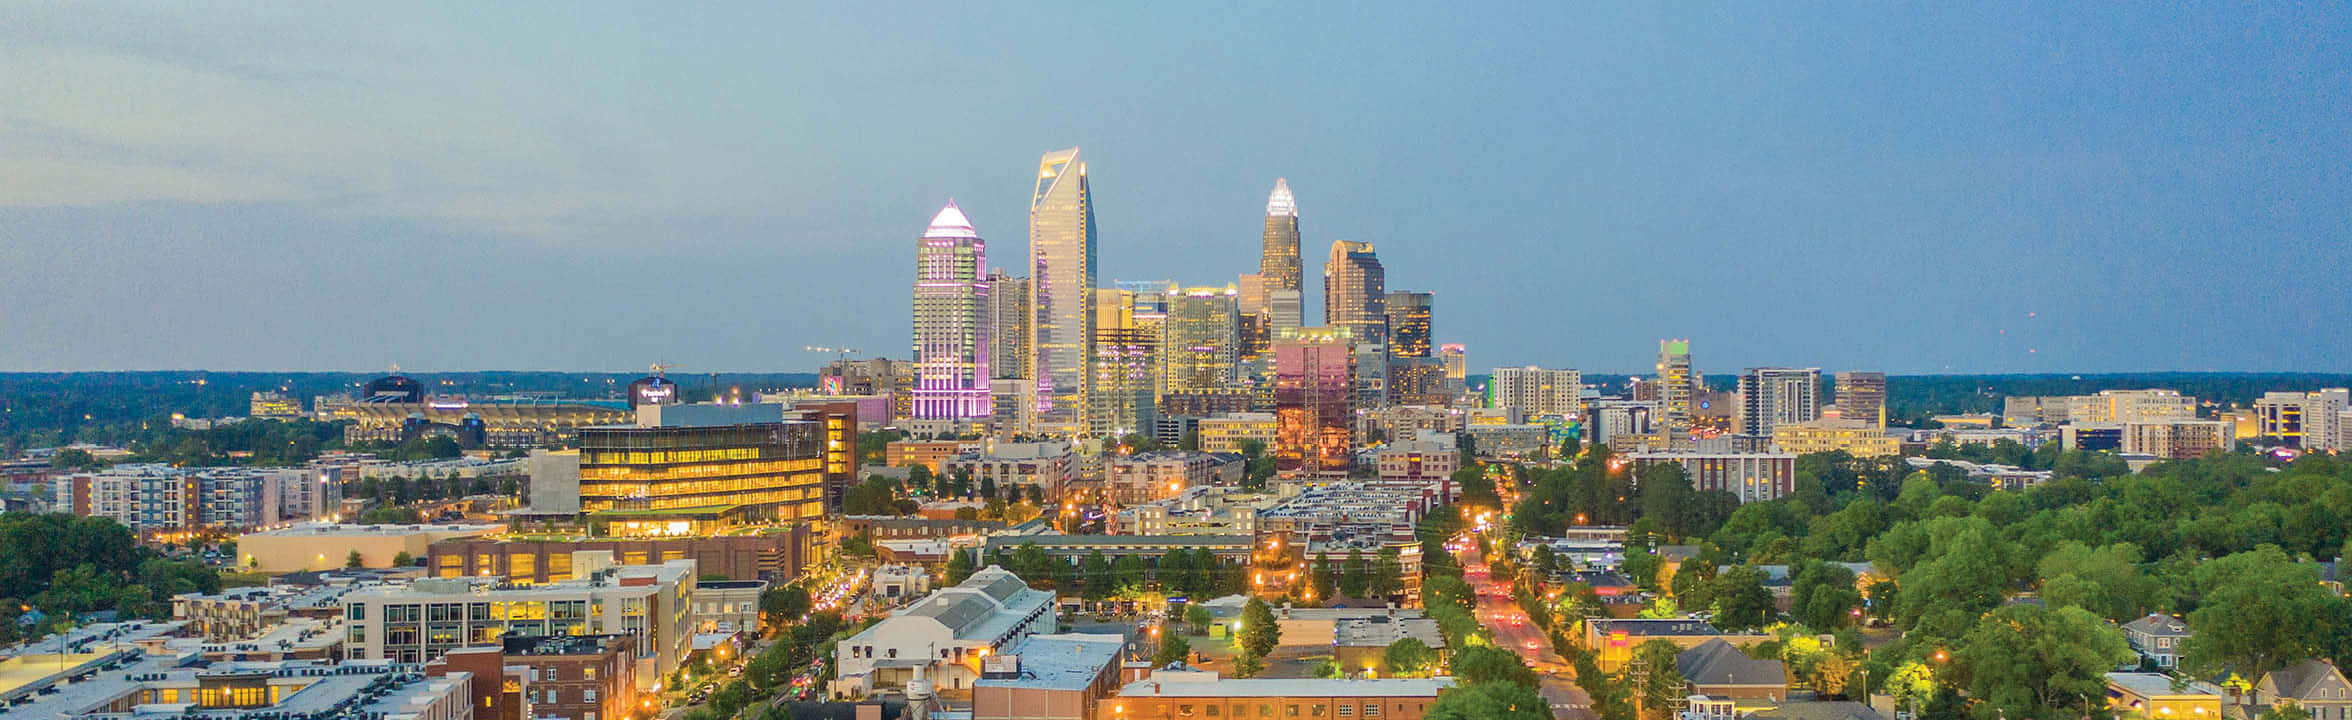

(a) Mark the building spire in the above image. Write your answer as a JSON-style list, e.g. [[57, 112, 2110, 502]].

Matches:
[[1266, 177, 1297, 218], [926, 200, 978, 239]]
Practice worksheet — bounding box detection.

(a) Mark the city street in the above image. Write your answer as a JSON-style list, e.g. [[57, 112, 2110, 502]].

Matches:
[[1462, 543, 1595, 720]]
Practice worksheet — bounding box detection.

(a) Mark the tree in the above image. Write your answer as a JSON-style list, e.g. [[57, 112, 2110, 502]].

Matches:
[[1426, 681, 1550, 720], [979, 475, 998, 501], [1239, 598, 1281, 658], [1451, 645, 1538, 688], [2261, 703, 2315, 720], [1632, 640, 1686, 720], [391, 551, 415, 567], [2037, 541, 2161, 622], [1180, 428, 1201, 452], [1310, 552, 1336, 602], [1954, 604, 2134, 720], [1708, 565, 1776, 631], [946, 549, 977, 584], [1369, 546, 1405, 598], [1081, 551, 1114, 601], [1789, 558, 1863, 631], [2183, 545, 2345, 681], [345, 549, 364, 568], [1152, 630, 1192, 666], [1384, 637, 1439, 677], [1340, 549, 1371, 598], [1232, 650, 1266, 678], [1622, 546, 1663, 592]]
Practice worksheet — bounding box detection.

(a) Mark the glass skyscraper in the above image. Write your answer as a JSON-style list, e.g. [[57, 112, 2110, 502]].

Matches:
[[911, 201, 993, 419], [1274, 326, 1355, 478], [1029, 148, 1098, 435], [1384, 291, 1433, 358], [1323, 240, 1387, 346]]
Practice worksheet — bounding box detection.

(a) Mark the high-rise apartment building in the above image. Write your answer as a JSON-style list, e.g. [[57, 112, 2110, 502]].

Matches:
[[1833, 372, 1888, 429], [1656, 340, 1696, 432], [1491, 366, 1583, 418], [912, 202, 993, 419], [1385, 291, 1433, 358], [1736, 368, 1822, 436], [1274, 326, 1356, 478], [1260, 179, 1303, 311], [1028, 147, 1098, 436], [1089, 288, 1158, 438], [986, 270, 1030, 380], [1162, 285, 1240, 393], [1323, 240, 1387, 346]]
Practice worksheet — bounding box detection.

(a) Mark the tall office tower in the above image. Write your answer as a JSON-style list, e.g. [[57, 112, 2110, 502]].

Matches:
[[910, 202, 994, 419], [1384, 291, 1433, 358], [1736, 367, 1822, 435], [1260, 179, 1303, 305], [1236, 273, 1270, 362], [1267, 289, 1303, 333], [1323, 240, 1387, 345], [1491, 366, 1583, 418], [1274, 326, 1355, 478], [1656, 340, 1695, 432], [1833, 371, 1888, 429], [986, 270, 1030, 380], [1163, 285, 1240, 393], [1089, 288, 1158, 438], [1439, 343, 1468, 397], [1029, 147, 1098, 435], [1352, 342, 1389, 411]]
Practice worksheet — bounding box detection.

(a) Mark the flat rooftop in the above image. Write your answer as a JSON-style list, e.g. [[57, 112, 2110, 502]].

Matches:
[[1119, 677, 1455, 698]]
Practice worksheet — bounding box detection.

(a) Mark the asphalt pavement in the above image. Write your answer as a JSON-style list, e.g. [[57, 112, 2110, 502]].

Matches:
[[1462, 543, 1596, 720]]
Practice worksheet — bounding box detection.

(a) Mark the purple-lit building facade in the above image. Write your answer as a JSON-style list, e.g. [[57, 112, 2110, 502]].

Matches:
[[1275, 326, 1356, 478], [912, 202, 994, 419]]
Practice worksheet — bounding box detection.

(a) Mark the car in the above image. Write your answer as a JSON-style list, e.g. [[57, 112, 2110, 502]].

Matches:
[[1524, 640, 1541, 650]]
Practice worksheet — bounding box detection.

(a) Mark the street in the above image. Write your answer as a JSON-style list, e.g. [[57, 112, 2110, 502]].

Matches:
[[1462, 542, 1595, 720]]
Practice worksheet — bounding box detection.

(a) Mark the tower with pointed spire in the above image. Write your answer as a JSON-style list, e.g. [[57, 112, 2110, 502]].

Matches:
[[1244, 179, 1303, 361], [911, 201, 993, 419]]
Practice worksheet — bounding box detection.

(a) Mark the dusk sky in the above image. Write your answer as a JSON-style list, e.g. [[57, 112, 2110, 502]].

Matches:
[[3, 3, 2346, 375]]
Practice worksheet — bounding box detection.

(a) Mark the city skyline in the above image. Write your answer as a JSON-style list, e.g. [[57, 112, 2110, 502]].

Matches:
[[2, 4, 2348, 374]]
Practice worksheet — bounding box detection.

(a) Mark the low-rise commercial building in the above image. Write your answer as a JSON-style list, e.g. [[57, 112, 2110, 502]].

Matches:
[[944, 442, 1079, 498], [890, 441, 983, 472], [1110, 672, 1454, 720], [425, 527, 813, 583], [239, 522, 500, 572], [2105, 672, 2224, 720], [1331, 617, 1447, 677], [1198, 413, 1279, 454], [503, 634, 640, 720], [971, 633, 1127, 720], [1107, 452, 1244, 504], [1, 655, 475, 720], [342, 555, 697, 691], [833, 566, 1058, 696]]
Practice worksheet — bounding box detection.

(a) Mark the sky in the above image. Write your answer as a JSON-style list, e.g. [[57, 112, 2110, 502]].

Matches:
[[2, 3, 2347, 375]]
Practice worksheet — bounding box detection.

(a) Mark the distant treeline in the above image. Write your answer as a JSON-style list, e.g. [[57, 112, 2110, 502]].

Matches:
[[0, 370, 817, 451], [1475, 371, 2352, 423]]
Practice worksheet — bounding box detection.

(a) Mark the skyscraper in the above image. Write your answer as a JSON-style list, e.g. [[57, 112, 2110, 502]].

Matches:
[[1028, 148, 1098, 436], [1657, 340, 1695, 432], [1089, 288, 1158, 438], [1260, 179, 1303, 306], [1833, 372, 1887, 429], [1163, 285, 1240, 394], [1439, 343, 1468, 397], [911, 202, 993, 419], [1236, 273, 1269, 362], [1384, 291, 1433, 358], [986, 270, 1030, 381], [1737, 367, 1822, 436], [1274, 326, 1354, 478], [1323, 240, 1386, 346]]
